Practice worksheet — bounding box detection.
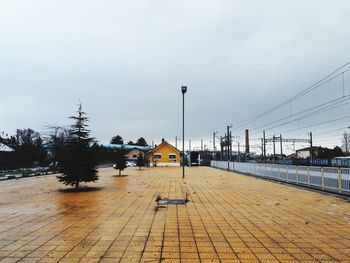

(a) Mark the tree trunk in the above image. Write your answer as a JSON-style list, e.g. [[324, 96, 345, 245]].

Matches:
[[75, 181, 79, 189], [119, 169, 121, 176]]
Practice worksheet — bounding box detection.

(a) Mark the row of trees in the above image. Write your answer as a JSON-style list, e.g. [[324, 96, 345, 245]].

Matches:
[[0, 129, 48, 168], [0, 126, 149, 171], [0, 104, 148, 189], [110, 135, 148, 146]]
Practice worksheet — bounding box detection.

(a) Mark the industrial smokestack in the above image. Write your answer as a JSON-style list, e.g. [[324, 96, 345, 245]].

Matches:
[[245, 129, 250, 153]]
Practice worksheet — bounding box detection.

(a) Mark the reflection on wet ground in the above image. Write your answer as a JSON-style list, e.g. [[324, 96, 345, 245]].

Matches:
[[0, 166, 350, 262]]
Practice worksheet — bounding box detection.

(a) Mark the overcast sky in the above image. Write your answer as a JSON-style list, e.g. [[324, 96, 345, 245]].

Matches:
[[1, 0, 350, 152]]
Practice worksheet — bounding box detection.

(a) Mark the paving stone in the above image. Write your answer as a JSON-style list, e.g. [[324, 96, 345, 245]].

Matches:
[[0, 167, 349, 262]]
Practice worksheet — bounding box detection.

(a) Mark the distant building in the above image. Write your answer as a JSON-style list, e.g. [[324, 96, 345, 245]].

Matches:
[[0, 143, 14, 152], [126, 148, 146, 161], [148, 139, 180, 166], [100, 144, 152, 163], [295, 146, 341, 159], [0, 143, 15, 169], [296, 146, 324, 158]]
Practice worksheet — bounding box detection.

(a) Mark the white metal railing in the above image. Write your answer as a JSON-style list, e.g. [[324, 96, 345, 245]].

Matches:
[[210, 161, 350, 195]]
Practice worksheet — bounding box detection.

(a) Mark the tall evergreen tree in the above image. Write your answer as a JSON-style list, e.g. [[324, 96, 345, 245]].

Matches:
[[57, 104, 98, 189], [136, 137, 148, 146], [113, 147, 127, 176], [110, 135, 123, 144]]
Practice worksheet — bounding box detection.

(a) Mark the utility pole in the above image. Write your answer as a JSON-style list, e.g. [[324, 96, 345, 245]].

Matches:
[[226, 125, 233, 170], [175, 136, 177, 148], [201, 139, 203, 152], [273, 135, 276, 163], [189, 139, 191, 167], [227, 125, 232, 161], [229, 131, 232, 161], [238, 142, 240, 162], [309, 132, 313, 166], [263, 130, 266, 163], [224, 133, 227, 161], [227, 127, 229, 161], [220, 136, 223, 161], [280, 134, 283, 159], [213, 131, 217, 161]]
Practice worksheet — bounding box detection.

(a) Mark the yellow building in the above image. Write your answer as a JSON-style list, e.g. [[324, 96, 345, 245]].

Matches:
[[148, 139, 181, 166]]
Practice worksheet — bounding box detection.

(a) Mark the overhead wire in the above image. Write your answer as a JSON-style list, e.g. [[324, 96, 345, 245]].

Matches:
[[215, 62, 350, 154], [234, 61, 350, 129], [275, 115, 350, 135], [251, 95, 350, 132], [263, 97, 350, 132]]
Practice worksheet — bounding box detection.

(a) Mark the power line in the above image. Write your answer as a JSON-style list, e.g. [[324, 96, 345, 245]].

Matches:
[[313, 127, 349, 137], [251, 95, 350, 132], [235, 61, 350, 129], [264, 97, 350, 132], [293, 126, 348, 137], [276, 115, 350, 136]]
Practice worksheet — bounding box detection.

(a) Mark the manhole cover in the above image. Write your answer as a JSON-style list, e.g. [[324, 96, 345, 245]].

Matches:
[[158, 199, 187, 205]]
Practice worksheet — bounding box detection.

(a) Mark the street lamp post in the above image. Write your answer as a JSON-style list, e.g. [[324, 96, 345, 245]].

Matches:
[[181, 86, 187, 179]]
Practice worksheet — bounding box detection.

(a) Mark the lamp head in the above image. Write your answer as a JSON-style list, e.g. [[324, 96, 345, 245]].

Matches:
[[181, 86, 187, 94]]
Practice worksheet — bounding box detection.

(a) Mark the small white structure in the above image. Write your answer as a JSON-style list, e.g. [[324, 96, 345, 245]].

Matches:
[[296, 146, 324, 158]]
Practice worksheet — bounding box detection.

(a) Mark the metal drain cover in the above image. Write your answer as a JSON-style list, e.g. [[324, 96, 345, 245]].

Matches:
[[158, 199, 186, 205]]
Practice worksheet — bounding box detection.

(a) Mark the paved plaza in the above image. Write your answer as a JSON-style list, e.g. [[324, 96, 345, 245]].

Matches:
[[0, 167, 350, 263]]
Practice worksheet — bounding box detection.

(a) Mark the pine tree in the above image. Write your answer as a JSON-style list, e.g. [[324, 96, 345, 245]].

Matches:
[[57, 104, 98, 189], [113, 147, 127, 176], [136, 137, 148, 146], [136, 152, 145, 170], [110, 135, 123, 144], [127, 140, 135, 145]]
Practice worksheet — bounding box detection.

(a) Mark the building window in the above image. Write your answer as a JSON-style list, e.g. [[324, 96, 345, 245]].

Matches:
[[133, 155, 137, 158], [169, 154, 176, 161], [154, 154, 162, 160]]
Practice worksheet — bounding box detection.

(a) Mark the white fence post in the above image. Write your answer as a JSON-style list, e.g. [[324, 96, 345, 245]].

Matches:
[[296, 166, 299, 184], [254, 163, 256, 175], [338, 168, 342, 194], [270, 165, 273, 178], [210, 161, 349, 196]]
